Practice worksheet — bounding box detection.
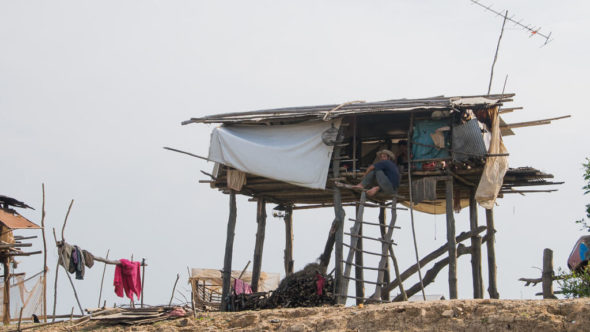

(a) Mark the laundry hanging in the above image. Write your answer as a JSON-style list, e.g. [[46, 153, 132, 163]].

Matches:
[[114, 259, 142, 300]]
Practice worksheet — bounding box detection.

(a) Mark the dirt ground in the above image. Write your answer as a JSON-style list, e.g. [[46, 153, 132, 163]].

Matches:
[[8, 298, 590, 332]]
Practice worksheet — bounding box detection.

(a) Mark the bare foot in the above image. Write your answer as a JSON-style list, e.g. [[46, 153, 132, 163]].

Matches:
[[366, 186, 380, 197]]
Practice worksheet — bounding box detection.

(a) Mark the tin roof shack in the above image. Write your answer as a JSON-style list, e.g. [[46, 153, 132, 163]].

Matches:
[[181, 94, 564, 309], [0, 196, 42, 324]]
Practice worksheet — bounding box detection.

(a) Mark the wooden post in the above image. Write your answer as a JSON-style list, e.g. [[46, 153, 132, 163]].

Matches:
[[283, 206, 294, 276], [469, 190, 483, 298], [221, 190, 237, 311], [319, 219, 337, 269], [542, 248, 557, 299], [354, 204, 364, 304], [3, 258, 10, 325], [332, 146, 346, 304], [169, 273, 180, 306], [378, 207, 390, 301], [445, 177, 458, 299], [251, 198, 266, 292], [97, 249, 110, 308], [140, 258, 146, 307], [485, 208, 499, 299]]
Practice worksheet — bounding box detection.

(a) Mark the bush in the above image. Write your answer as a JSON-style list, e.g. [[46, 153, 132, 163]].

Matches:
[[558, 267, 590, 298]]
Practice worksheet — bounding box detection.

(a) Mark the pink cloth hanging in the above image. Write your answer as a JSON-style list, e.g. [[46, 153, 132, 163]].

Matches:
[[114, 259, 142, 300], [233, 278, 253, 295]]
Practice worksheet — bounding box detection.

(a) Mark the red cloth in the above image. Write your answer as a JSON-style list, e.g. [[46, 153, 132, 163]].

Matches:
[[316, 273, 326, 295], [233, 278, 253, 295], [114, 259, 142, 300]]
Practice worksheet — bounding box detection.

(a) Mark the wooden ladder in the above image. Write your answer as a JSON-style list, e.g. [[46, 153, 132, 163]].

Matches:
[[339, 192, 407, 303]]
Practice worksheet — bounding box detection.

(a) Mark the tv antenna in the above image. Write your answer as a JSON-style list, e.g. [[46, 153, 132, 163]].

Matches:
[[470, 0, 552, 46]]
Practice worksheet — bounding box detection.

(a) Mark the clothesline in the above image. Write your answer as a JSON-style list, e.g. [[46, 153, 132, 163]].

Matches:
[[56, 241, 147, 267]]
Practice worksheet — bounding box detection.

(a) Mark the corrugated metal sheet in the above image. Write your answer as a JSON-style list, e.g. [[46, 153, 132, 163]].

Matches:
[[452, 119, 488, 162], [0, 209, 40, 229]]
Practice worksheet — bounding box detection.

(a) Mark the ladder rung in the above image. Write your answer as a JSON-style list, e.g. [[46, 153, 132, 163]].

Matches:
[[341, 260, 388, 271], [343, 243, 389, 257], [348, 218, 401, 228], [345, 233, 397, 245], [343, 276, 387, 285]]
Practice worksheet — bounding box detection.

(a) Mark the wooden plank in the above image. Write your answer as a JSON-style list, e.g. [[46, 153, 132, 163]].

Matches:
[[220, 190, 237, 311], [251, 198, 266, 292]]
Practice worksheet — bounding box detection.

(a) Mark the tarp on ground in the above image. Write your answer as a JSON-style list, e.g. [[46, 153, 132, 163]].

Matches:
[[475, 106, 509, 209], [208, 120, 341, 189]]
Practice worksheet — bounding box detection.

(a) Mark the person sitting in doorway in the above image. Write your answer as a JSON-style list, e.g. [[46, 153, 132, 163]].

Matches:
[[352, 149, 400, 197]]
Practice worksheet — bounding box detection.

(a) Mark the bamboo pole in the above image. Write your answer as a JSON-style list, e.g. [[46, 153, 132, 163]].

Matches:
[[221, 190, 237, 311], [487, 10, 508, 94], [445, 178, 458, 299], [251, 199, 266, 292], [469, 190, 483, 298], [485, 208, 499, 299], [40, 184, 48, 322], [97, 249, 110, 308]]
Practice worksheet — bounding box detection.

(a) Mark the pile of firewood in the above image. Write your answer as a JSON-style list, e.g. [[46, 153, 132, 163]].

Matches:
[[230, 263, 335, 311]]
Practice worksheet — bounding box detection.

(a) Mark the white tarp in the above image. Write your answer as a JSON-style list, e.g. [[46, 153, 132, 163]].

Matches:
[[208, 120, 341, 189]]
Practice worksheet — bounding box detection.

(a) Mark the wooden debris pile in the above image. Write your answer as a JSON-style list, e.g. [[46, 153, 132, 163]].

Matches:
[[230, 263, 335, 311], [87, 305, 191, 325]]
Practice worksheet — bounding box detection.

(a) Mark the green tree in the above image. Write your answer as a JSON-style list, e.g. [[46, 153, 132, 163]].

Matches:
[[575, 158, 590, 231]]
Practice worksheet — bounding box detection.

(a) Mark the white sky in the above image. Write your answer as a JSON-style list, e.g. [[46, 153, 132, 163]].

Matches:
[[1, 0, 589, 313]]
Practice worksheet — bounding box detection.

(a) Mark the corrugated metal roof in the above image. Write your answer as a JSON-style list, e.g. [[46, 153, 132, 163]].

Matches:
[[182, 93, 514, 125], [0, 209, 41, 229]]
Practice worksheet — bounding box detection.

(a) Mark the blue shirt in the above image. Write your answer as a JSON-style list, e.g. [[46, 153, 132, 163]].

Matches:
[[374, 160, 400, 189]]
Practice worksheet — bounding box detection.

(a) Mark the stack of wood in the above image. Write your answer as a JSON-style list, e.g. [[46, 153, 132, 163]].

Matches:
[[230, 263, 335, 311], [87, 305, 191, 325]]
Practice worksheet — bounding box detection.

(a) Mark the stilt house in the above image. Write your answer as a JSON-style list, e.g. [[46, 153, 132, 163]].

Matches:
[[181, 94, 563, 309]]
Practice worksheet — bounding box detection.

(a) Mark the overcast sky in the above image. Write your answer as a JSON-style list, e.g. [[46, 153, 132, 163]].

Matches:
[[1, 0, 589, 314]]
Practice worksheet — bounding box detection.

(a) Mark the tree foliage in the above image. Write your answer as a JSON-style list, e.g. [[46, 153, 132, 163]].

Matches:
[[575, 158, 590, 231], [558, 267, 590, 298]]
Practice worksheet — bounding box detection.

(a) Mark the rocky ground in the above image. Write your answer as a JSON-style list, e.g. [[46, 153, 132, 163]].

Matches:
[[7, 298, 590, 331]]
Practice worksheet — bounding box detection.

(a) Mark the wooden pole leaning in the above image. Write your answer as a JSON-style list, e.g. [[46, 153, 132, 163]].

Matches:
[[221, 190, 237, 311], [52, 229, 84, 315], [485, 208, 500, 298], [41, 184, 48, 322], [251, 198, 266, 292], [97, 249, 110, 308], [283, 206, 294, 276], [469, 189, 483, 298], [445, 177, 458, 299]]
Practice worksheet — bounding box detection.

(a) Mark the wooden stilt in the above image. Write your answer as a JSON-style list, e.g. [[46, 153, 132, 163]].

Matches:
[[251, 198, 266, 292], [542, 248, 557, 299], [469, 190, 483, 298], [3, 258, 10, 325], [283, 206, 294, 276], [354, 204, 364, 305], [485, 208, 499, 299], [445, 178, 458, 299], [221, 190, 237, 312], [378, 207, 390, 301], [332, 146, 346, 304], [372, 197, 398, 300], [341, 192, 365, 303]]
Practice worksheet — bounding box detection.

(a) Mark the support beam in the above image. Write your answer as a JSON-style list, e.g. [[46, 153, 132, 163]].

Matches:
[[445, 178, 458, 299], [3, 258, 10, 325], [354, 205, 364, 305], [221, 190, 237, 311], [332, 146, 346, 304], [283, 206, 294, 276], [251, 198, 266, 292], [469, 190, 483, 298], [485, 208, 499, 299]]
